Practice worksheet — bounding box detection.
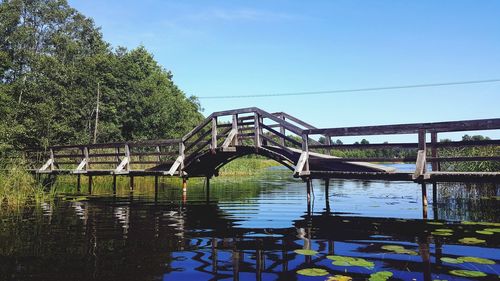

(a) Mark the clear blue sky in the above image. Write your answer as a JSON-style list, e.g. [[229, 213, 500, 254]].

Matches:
[[69, 0, 499, 142]]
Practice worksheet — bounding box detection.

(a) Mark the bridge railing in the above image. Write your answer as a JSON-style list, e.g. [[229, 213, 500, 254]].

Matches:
[[34, 139, 182, 174], [304, 118, 500, 179]]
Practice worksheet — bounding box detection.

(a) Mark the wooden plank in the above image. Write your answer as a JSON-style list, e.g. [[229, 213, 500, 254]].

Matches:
[[222, 128, 238, 148], [254, 109, 304, 135], [307, 118, 500, 136], [294, 151, 309, 176], [309, 139, 500, 149], [277, 112, 317, 129], [427, 156, 500, 162], [254, 113, 261, 149], [260, 123, 302, 147], [431, 132, 438, 171], [167, 155, 184, 176], [412, 150, 427, 180], [232, 114, 239, 146], [211, 117, 217, 150]]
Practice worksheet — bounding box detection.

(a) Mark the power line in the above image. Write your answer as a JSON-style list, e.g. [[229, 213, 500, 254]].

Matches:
[[197, 78, 500, 99]]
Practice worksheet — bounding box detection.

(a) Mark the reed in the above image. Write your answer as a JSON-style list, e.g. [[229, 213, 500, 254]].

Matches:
[[0, 158, 48, 211]]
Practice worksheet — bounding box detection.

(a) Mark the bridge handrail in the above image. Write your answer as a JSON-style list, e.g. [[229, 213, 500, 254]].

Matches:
[[305, 118, 500, 136]]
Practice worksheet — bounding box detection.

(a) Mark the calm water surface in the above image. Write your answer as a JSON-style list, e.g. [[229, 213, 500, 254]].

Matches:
[[0, 169, 499, 281]]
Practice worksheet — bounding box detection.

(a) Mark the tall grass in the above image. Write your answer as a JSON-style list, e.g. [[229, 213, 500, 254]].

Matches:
[[218, 156, 281, 176], [0, 158, 48, 211]]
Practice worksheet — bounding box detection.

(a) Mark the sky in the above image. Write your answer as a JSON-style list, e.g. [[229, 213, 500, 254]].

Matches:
[[69, 0, 500, 142]]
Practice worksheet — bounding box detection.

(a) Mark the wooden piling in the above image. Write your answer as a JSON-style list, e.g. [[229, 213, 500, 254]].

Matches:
[[88, 175, 92, 194], [112, 175, 117, 194], [77, 174, 81, 192], [129, 176, 134, 191], [422, 183, 428, 219], [154, 176, 159, 195]]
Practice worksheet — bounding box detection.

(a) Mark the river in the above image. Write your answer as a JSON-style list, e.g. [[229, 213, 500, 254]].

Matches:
[[0, 168, 499, 280]]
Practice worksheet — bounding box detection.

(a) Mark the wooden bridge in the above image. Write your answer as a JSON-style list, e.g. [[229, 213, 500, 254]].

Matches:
[[30, 107, 500, 188]]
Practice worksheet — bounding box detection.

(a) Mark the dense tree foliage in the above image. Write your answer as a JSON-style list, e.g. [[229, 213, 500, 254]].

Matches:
[[0, 0, 202, 154]]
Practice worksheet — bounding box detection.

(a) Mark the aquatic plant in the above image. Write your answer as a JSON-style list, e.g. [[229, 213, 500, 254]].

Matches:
[[294, 249, 318, 256], [380, 245, 418, 255], [368, 271, 393, 281], [296, 268, 329, 276], [458, 237, 486, 244], [449, 269, 487, 277], [327, 255, 374, 268]]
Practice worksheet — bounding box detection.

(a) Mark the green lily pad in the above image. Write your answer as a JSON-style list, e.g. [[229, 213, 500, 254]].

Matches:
[[332, 260, 352, 266], [449, 270, 487, 277], [435, 228, 453, 232], [458, 237, 486, 244], [476, 230, 494, 235], [484, 228, 500, 233], [427, 221, 444, 225], [432, 231, 453, 236], [326, 255, 356, 262], [440, 257, 463, 264], [326, 275, 352, 281], [369, 271, 393, 281], [327, 255, 374, 268], [296, 268, 329, 276], [381, 245, 418, 255], [294, 249, 318, 256], [457, 256, 495, 264]]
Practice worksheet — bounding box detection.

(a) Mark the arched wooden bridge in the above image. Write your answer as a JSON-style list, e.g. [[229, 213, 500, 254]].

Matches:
[[31, 107, 500, 183]]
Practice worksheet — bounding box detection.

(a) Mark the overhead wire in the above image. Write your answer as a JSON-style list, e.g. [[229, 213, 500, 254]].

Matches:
[[196, 78, 500, 99]]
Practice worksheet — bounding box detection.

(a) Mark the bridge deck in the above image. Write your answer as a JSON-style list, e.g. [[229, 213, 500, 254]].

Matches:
[[27, 107, 499, 184]]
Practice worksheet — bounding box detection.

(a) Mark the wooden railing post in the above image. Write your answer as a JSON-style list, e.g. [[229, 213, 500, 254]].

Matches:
[[303, 133, 310, 174], [413, 129, 427, 180], [254, 112, 261, 149], [156, 145, 161, 163], [124, 144, 130, 172], [279, 113, 286, 146], [84, 147, 89, 171], [49, 148, 55, 171], [232, 114, 239, 146], [179, 141, 185, 173], [430, 131, 439, 171], [211, 117, 217, 151]]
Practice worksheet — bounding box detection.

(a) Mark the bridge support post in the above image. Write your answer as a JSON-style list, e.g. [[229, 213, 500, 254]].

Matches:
[[206, 177, 210, 202], [88, 175, 92, 194], [77, 174, 81, 192], [154, 176, 159, 197], [324, 179, 330, 213], [306, 179, 312, 215], [129, 176, 134, 192], [421, 183, 428, 219], [112, 175, 117, 194], [182, 178, 188, 203]]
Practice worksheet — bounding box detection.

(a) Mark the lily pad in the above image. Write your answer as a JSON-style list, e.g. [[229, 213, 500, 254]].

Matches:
[[457, 256, 495, 264], [327, 255, 374, 268], [449, 270, 487, 277], [326, 275, 352, 281], [435, 228, 453, 232], [458, 237, 486, 244], [296, 268, 329, 276], [432, 231, 453, 236], [381, 245, 418, 255], [294, 249, 318, 256], [427, 221, 444, 225], [440, 257, 463, 264], [369, 271, 393, 281], [484, 228, 500, 233], [476, 230, 494, 235]]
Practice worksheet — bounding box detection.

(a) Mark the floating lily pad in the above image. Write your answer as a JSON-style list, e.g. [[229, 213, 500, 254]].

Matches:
[[457, 256, 495, 264], [327, 255, 356, 262], [458, 237, 486, 244], [432, 231, 453, 236], [381, 245, 418, 255], [449, 270, 487, 277], [327, 255, 374, 268], [326, 275, 352, 281], [435, 228, 453, 232], [476, 230, 494, 235], [294, 249, 318, 256], [484, 228, 500, 233], [369, 271, 393, 281], [296, 268, 329, 276], [440, 257, 463, 264], [427, 221, 444, 225]]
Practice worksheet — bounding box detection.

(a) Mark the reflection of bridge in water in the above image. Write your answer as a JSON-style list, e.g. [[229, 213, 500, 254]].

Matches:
[[30, 107, 499, 216], [23, 191, 497, 281]]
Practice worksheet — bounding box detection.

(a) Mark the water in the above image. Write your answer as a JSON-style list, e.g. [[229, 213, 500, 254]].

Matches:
[[0, 170, 499, 281]]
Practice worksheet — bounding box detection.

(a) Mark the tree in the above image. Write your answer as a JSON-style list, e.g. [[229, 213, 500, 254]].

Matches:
[[0, 0, 202, 153]]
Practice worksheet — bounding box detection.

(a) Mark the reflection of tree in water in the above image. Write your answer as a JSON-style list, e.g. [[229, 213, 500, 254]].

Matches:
[[437, 182, 499, 221]]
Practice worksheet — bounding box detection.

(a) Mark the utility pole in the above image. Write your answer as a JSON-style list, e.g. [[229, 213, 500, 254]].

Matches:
[[93, 82, 100, 144]]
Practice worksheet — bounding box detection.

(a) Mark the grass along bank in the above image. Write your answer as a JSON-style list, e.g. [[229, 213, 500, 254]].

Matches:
[[217, 156, 283, 176]]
